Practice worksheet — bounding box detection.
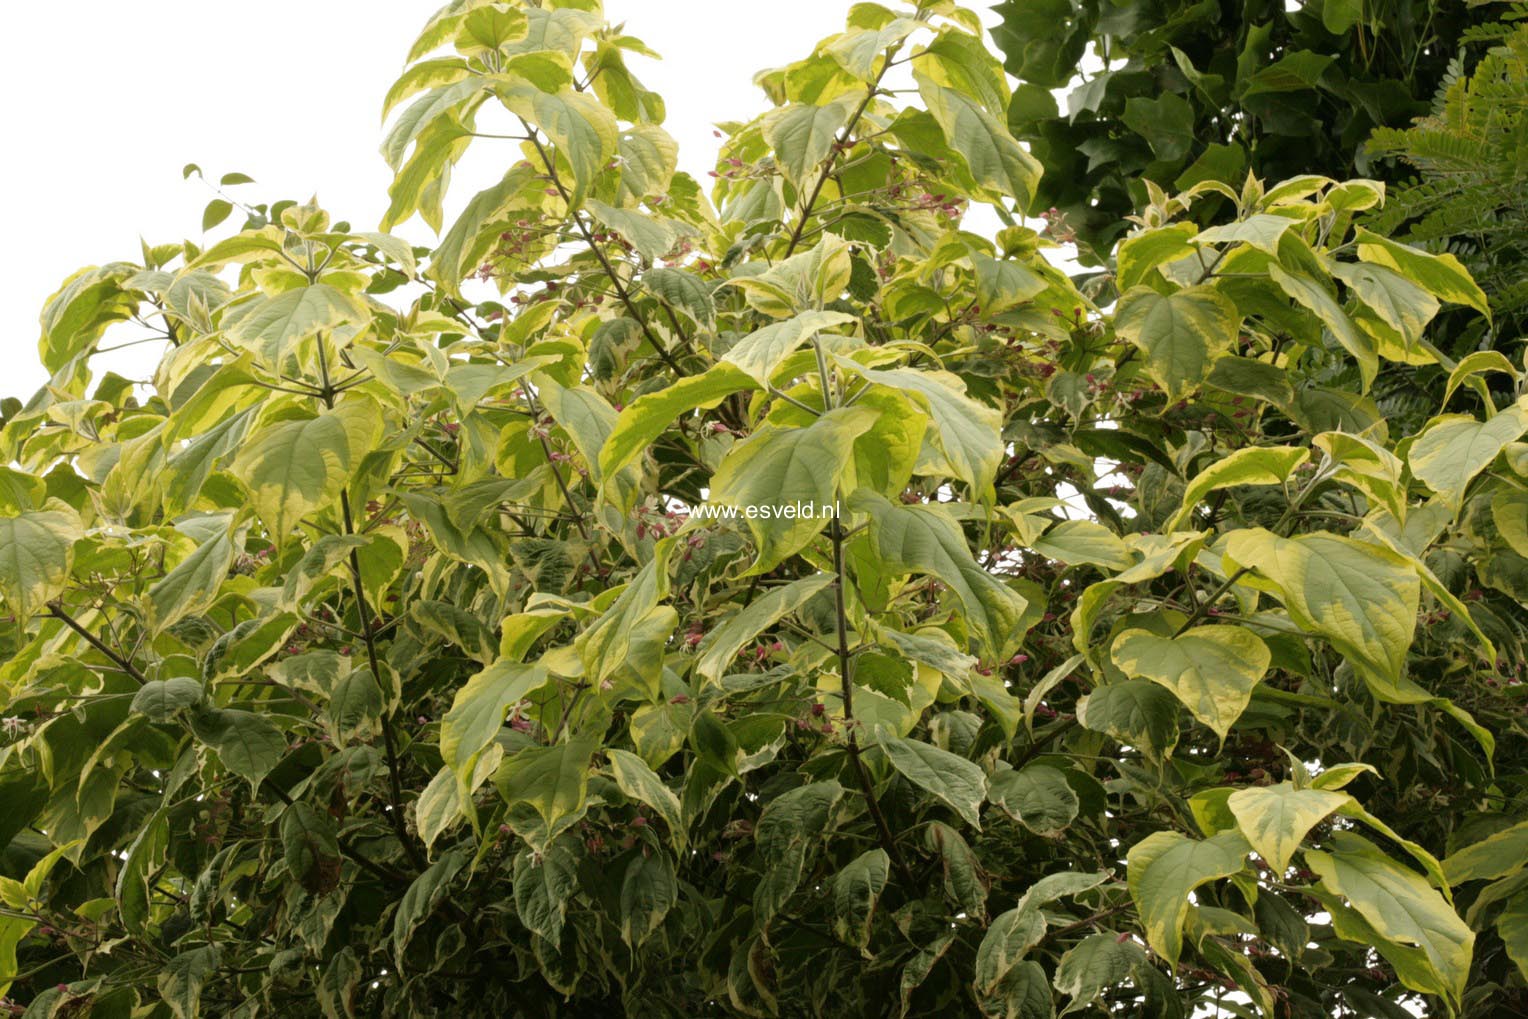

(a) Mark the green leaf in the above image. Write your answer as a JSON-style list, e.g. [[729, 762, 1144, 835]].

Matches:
[[499, 85, 616, 207], [130, 677, 205, 722], [1031, 520, 1131, 570], [1116, 222, 1199, 292], [832, 849, 890, 951], [606, 749, 684, 849], [148, 518, 239, 632], [973, 254, 1048, 314], [513, 839, 577, 943], [880, 735, 987, 828], [854, 491, 1029, 660], [1077, 679, 1180, 760], [599, 365, 756, 482], [762, 98, 854, 188], [1441, 820, 1528, 885], [642, 266, 716, 328], [1194, 214, 1296, 256], [974, 903, 1046, 996], [585, 199, 683, 263], [917, 74, 1041, 207], [1113, 285, 1240, 399], [709, 406, 876, 573], [1167, 445, 1308, 531], [234, 400, 381, 545], [695, 574, 834, 685], [754, 781, 844, 927], [841, 364, 1005, 493], [495, 739, 597, 854], [721, 310, 857, 387], [1354, 227, 1490, 319], [222, 284, 366, 364], [1408, 398, 1528, 510], [1122, 92, 1195, 161], [1227, 782, 1349, 873], [158, 945, 220, 1019], [1331, 261, 1439, 345], [393, 847, 470, 959], [1053, 933, 1146, 1009], [620, 848, 678, 946], [189, 707, 286, 793], [1111, 625, 1270, 741], [1268, 264, 1378, 390], [987, 764, 1080, 836], [0, 507, 81, 622], [1225, 529, 1418, 697], [37, 263, 139, 372], [443, 656, 550, 788], [1126, 829, 1248, 965], [1306, 832, 1474, 1006]]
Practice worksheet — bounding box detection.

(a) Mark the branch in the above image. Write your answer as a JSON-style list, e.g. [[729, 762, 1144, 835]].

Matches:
[[48, 604, 147, 686]]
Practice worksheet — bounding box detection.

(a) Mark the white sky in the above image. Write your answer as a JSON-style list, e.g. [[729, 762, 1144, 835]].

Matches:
[[0, 0, 894, 399]]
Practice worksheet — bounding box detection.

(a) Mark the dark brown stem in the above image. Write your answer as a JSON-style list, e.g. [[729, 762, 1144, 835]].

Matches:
[[48, 604, 147, 686]]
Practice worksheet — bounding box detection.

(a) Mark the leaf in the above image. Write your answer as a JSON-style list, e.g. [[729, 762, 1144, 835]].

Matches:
[[880, 735, 987, 828], [753, 781, 843, 927], [234, 400, 381, 545], [1226, 782, 1349, 873], [130, 677, 205, 722], [599, 364, 756, 482], [620, 849, 678, 946], [1224, 529, 1419, 697], [189, 707, 286, 793], [1354, 227, 1490, 318], [1167, 445, 1308, 531], [642, 266, 715, 327], [1193, 214, 1296, 256], [1113, 285, 1240, 399], [973, 254, 1048, 314], [222, 284, 365, 364], [925, 820, 990, 919], [1077, 679, 1180, 760], [975, 904, 1046, 996], [1268, 264, 1378, 390], [1111, 625, 1269, 741], [1306, 832, 1474, 1006], [721, 310, 857, 387], [513, 839, 577, 943], [495, 739, 597, 854], [1116, 222, 1200, 291], [763, 98, 854, 188], [842, 364, 1005, 493], [1031, 520, 1131, 570], [987, 765, 1080, 836], [499, 84, 617, 207], [832, 849, 890, 951], [1126, 829, 1249, 965], [695, 574, 834, 685], [709, 406, 876, 573], [1053, 933, 1146, 1008], [0, 507, 81, 622], [1441, 820, 1528, 885], [856, 492, 1029, 659], [392, 847, 470, 960], [917, 74, 1041, 207], [158, 945, 221, 1019], [606, 749, 684, 849], [37, 263, 139, 372], [1408, 398, 1528, 509], [148, 519, 239, 632], [586, 198, 681, 261], [1331, 261, 1439, 344]]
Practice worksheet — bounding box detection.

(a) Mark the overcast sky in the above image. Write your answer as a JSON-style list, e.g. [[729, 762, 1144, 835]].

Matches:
[[1, 1, 999, 399]]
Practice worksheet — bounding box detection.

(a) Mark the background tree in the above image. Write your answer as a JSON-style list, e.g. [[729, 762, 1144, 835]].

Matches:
[[1, 2, 1526, 1018], [991, 0, 1510, 265]]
